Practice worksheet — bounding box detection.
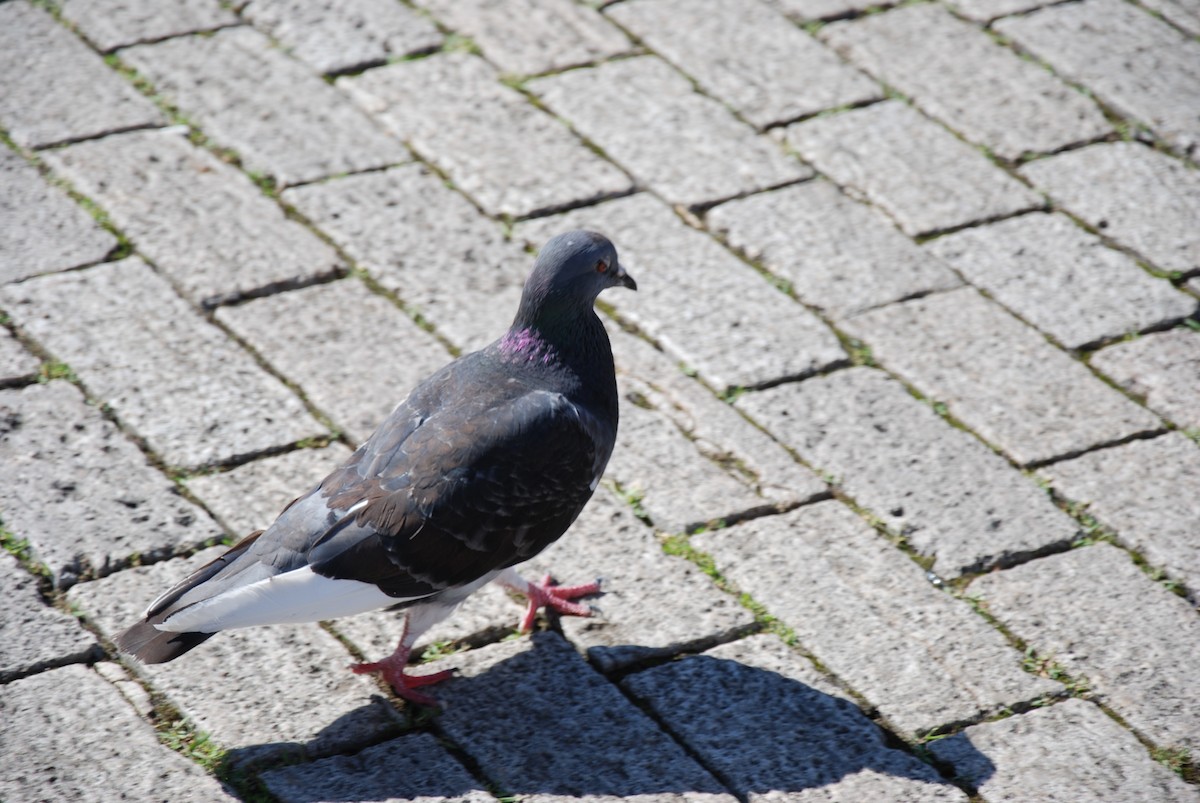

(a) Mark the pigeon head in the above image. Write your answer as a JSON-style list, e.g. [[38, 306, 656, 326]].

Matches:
[[513, 231, 636, 331]]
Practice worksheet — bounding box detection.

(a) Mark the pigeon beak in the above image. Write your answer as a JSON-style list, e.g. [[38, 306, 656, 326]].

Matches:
[[615, 265, 637, 291]]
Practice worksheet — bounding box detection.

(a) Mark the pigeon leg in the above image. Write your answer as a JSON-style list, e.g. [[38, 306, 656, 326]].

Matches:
[[499, 569, 602, 632], [350, 617, 453, 706]]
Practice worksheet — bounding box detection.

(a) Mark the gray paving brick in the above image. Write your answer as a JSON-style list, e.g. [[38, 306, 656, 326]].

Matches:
[[427, 631, 736, 802], [624, 634, 969, 801], [844, 287, 1163, 466], [516, 193, 846, 391], [260, 732, 493, 803], [240, 0, 442, 76], [608, 322, 827, 507], [336, 488, 755, 674], [121, 26, 406, 187], [217, 279, 450, 443], [0, 259, 323, 470], [995, 0, 1200, 158], [607, 400, 770, 534], [929, 699, 1200, 802], [927, 213, 1196, 349], [59, 0, 238, 52], [0, 553, 98, 683], [969, 543, 1200, 752], [694, 502, 1057, 736], [340, 53, 631, 217], [0, 382, 222, 588], [608, 0, 880, 130], [1038, 434, 1200, 602], [281, 166, 526, 353], [0, 2, 165, 149], [0, 664, 236, 802], [0, 329, 40, 385], [41, 129, 343, 308], [530, 56, 810, 208], [707, 179, 962, 319], [737, 368, 1079, 576], [419, 0, 629, 76], [1141, 0, 1200, 36], [822, 5, 1110, 160], [765, 0, 877, 21], [68, 549, 401, 762], [786, 101, 1041, 236], [1091, 328, 1200, 430], [186, 444, 354, 537], [947, 0, 1053, 22], [0, 147, 116, 283], [1019, 142, 1200, 278]]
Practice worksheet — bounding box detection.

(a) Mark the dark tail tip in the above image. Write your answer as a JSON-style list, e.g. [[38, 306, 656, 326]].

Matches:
[[115, 620, 215, 664]]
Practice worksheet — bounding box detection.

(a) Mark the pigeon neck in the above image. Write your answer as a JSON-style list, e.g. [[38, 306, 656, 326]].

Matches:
[[502, 305, 612, 374]]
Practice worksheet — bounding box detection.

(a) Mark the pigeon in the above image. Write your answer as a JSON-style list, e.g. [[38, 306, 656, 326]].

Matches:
[[116, 230, 636, 704]]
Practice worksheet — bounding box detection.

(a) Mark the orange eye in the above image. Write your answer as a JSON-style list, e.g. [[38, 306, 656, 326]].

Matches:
[[596, 260, 609, 273]]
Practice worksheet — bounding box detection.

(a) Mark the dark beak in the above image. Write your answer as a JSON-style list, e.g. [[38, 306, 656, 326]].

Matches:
[[615, 264, 637, 291]]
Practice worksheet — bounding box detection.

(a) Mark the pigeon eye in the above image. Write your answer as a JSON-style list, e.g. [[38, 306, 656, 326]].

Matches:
[[596, 260, 609, 274]]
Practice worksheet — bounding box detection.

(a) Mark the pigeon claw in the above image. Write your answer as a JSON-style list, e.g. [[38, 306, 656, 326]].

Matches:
[[518, 573, 602, 633], [350, 653, 453, 707]]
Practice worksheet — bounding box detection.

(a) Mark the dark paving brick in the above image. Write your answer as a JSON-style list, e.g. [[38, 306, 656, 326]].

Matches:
[[41, 129, 343, 308], [0, 664, 237, 801], [340, 53, 631, 217], [970, 543, 1200, 752], [0, 259, 324, 470], [608, 0, 880, 130], [786, 100, 1041, 236], [260, 732, 493, 803], [1019, 142, 1200, 279], [0, 1, 164, 148], [737, 368, 1079, 577], [707, 179, 962, 319], [420, 0, 630, 76], [0, 147, 116, 283], [929, 699, 1200, 802], [240, 0, 442, 75], [516, 193, 845, 392], [0, 553, 98, 683], [69, 549, 401, 763], [694, 502, 1057, 736], [996, 0, 1200, 157], [59, 0, 238, 52], [844, 287, 1162, 466], [281, 165, 527, 353], [216, 278, 450, 443], [822, 4, 1110, 160], [120, 26, 407, 186], [0, 381, 222, 588], [1038, 433, 1200, 602], [927, 212, 1196, 349], [624, 634, 970, 801], [427, 631, 737, 802], [1090, 328, 1200, 431], [530, 55, 810, 208]]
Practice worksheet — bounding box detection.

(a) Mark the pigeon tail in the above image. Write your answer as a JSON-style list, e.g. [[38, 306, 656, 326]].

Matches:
[[114, 623, 214, 664]]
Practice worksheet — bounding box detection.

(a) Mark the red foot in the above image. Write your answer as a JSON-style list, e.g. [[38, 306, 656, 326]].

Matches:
[[517, 573, 602, 632], [350, 650, 453, 706]]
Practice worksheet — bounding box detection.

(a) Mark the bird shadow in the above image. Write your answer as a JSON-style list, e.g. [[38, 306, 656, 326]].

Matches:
[[218, 634, 993, 800]]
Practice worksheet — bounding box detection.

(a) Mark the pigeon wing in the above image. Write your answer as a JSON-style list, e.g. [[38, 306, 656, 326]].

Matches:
[[309, 385, 608, 598]]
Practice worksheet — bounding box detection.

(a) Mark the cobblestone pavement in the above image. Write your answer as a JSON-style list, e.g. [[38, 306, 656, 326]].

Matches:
[[2, 0, 1198, 800]]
